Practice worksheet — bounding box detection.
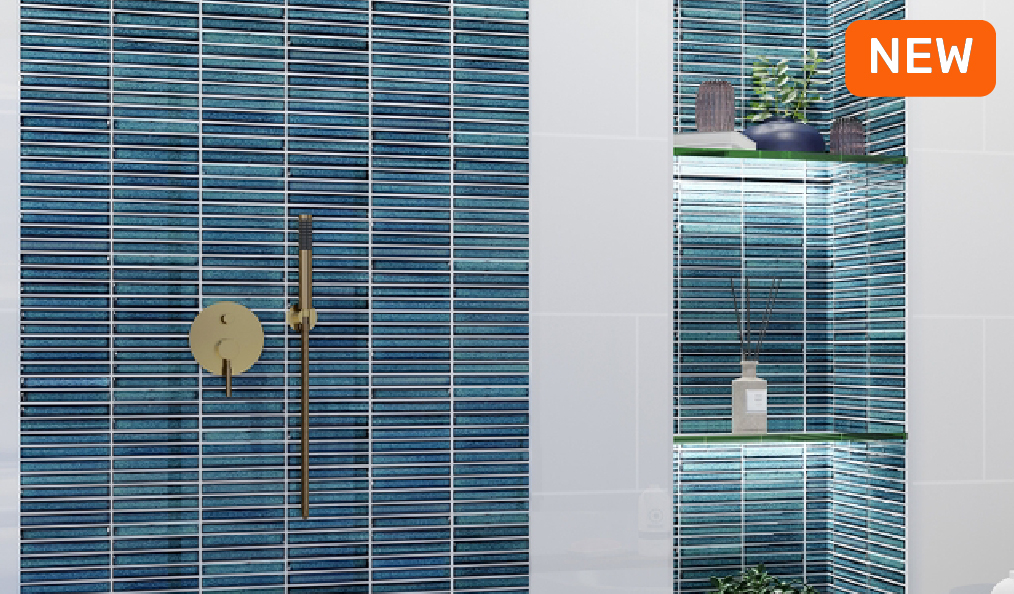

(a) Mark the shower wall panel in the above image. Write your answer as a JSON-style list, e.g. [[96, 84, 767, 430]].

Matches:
[[19, 1, 530, 592]]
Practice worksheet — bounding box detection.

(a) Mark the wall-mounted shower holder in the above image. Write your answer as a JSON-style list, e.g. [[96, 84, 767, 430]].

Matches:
[[287, 306, 317, 331], [293, 213, 315, 519]]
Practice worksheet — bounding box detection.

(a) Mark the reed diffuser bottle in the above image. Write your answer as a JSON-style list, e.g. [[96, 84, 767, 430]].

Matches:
[[730, 278, 781, 434]]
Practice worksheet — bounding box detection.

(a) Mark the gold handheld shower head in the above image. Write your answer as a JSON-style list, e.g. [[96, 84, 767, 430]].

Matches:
[[289, 214, 316, 519]]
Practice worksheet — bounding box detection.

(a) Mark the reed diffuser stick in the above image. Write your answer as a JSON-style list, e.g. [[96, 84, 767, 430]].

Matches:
[[754, 282, 775, 358], [755, 279, 782, 358], [730, 279, 745, 357], [744, 278, 752, 359]]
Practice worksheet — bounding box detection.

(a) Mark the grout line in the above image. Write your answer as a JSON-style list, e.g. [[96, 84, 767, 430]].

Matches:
[[740, 0, 744, 129], [106, 6, 114, 582], [740, 446, 744, 578], [449, 9, 456, 582], [367, 3, 374, 581], [283, 0, 291, 577], [198, 2, 205, 582]]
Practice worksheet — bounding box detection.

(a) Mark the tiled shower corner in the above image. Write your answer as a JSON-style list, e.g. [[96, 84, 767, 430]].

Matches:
[[673, 1, 907, 591]]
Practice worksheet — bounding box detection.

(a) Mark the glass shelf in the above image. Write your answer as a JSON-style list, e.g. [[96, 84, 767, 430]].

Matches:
[[673, 146, 908, 164], [673, 432, 908, 444]]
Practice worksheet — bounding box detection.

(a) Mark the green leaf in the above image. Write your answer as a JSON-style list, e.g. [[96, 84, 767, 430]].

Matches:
[[748, 51, 822, 117]]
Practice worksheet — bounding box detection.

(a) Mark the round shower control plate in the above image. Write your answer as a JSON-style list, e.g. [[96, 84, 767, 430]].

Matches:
[[189, 301, 265, 376]]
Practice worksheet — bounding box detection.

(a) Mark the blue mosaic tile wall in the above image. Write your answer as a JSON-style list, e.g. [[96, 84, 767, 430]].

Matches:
[[829, 0, 905, 156], [674, 2, 906, 591], [674, 441, 905, 594], [674, 0, 833, 139], [828, 162, 905, 434], [673, 157, 905, 435], [671, 154, 906, 592], [674, 157, 832, 435], [19, 1, 530, 592], [675, 0, 906, 156], [671, 113, 906, 594]]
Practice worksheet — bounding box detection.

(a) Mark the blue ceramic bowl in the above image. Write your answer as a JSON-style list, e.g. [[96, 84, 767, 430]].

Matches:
[[744, 117, 826, 153]]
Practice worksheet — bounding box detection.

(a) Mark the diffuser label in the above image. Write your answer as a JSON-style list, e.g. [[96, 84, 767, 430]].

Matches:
[[746, 389, 767, 413], [845, 20, 996, 97]]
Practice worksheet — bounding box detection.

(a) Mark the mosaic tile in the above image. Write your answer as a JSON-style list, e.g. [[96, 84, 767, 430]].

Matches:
[[674, 2, 905, 586], [20, 0, 528, 592]]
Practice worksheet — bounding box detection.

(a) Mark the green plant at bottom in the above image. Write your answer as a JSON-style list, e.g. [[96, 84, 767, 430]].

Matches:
[[710, 564, 819, 594]]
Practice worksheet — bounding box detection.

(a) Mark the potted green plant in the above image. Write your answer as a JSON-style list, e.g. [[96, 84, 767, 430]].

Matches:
[[743, 49, 826, 153], [710, 564, 819, 594]]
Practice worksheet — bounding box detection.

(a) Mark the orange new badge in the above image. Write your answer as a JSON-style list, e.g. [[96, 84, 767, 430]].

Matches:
[[846, 20, 996, 97]]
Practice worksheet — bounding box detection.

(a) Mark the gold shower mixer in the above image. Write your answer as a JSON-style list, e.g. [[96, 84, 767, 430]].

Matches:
[[189, 301, 265, 398]]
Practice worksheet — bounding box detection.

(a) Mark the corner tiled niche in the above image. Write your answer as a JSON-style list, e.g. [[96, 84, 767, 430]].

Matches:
[[674, 155, 905, 437], [673, 2, 906, 593], [673, 439, 905, 593], [674, 0, 905, 155]]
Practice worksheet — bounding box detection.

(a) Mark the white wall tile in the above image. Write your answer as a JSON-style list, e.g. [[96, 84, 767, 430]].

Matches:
[[906, 0, 987, 153], [531, 315, 637, 495], [983, 0, 1014, 152], [909, 317, 983, 482], [637, 0, 677, 141], [531, 491, 671, 593], [530, 0, 672, 587], [530, 0, 639, 138], [983, 319, 1014, 480], [905, 0, 984, 19], [530, 313, 671, 591], [908, 97, 984, 153], [905, 1, 1014, 590], [0, 463, 15, 588], [910, 482, 1014, 594], [636, 314, 673, 491], [532, 490, 638, 558], [908, 151, 1014, 317], [530, 134, 672, 316]]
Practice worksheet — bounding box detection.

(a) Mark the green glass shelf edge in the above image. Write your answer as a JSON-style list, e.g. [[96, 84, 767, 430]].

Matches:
[[673, 432, 908, 444], [673, 146, 908, 165]]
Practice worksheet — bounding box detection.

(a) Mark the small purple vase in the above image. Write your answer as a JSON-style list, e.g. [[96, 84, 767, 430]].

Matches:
[[830, 116, 865, 155], [694, 81, 735, 132]]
